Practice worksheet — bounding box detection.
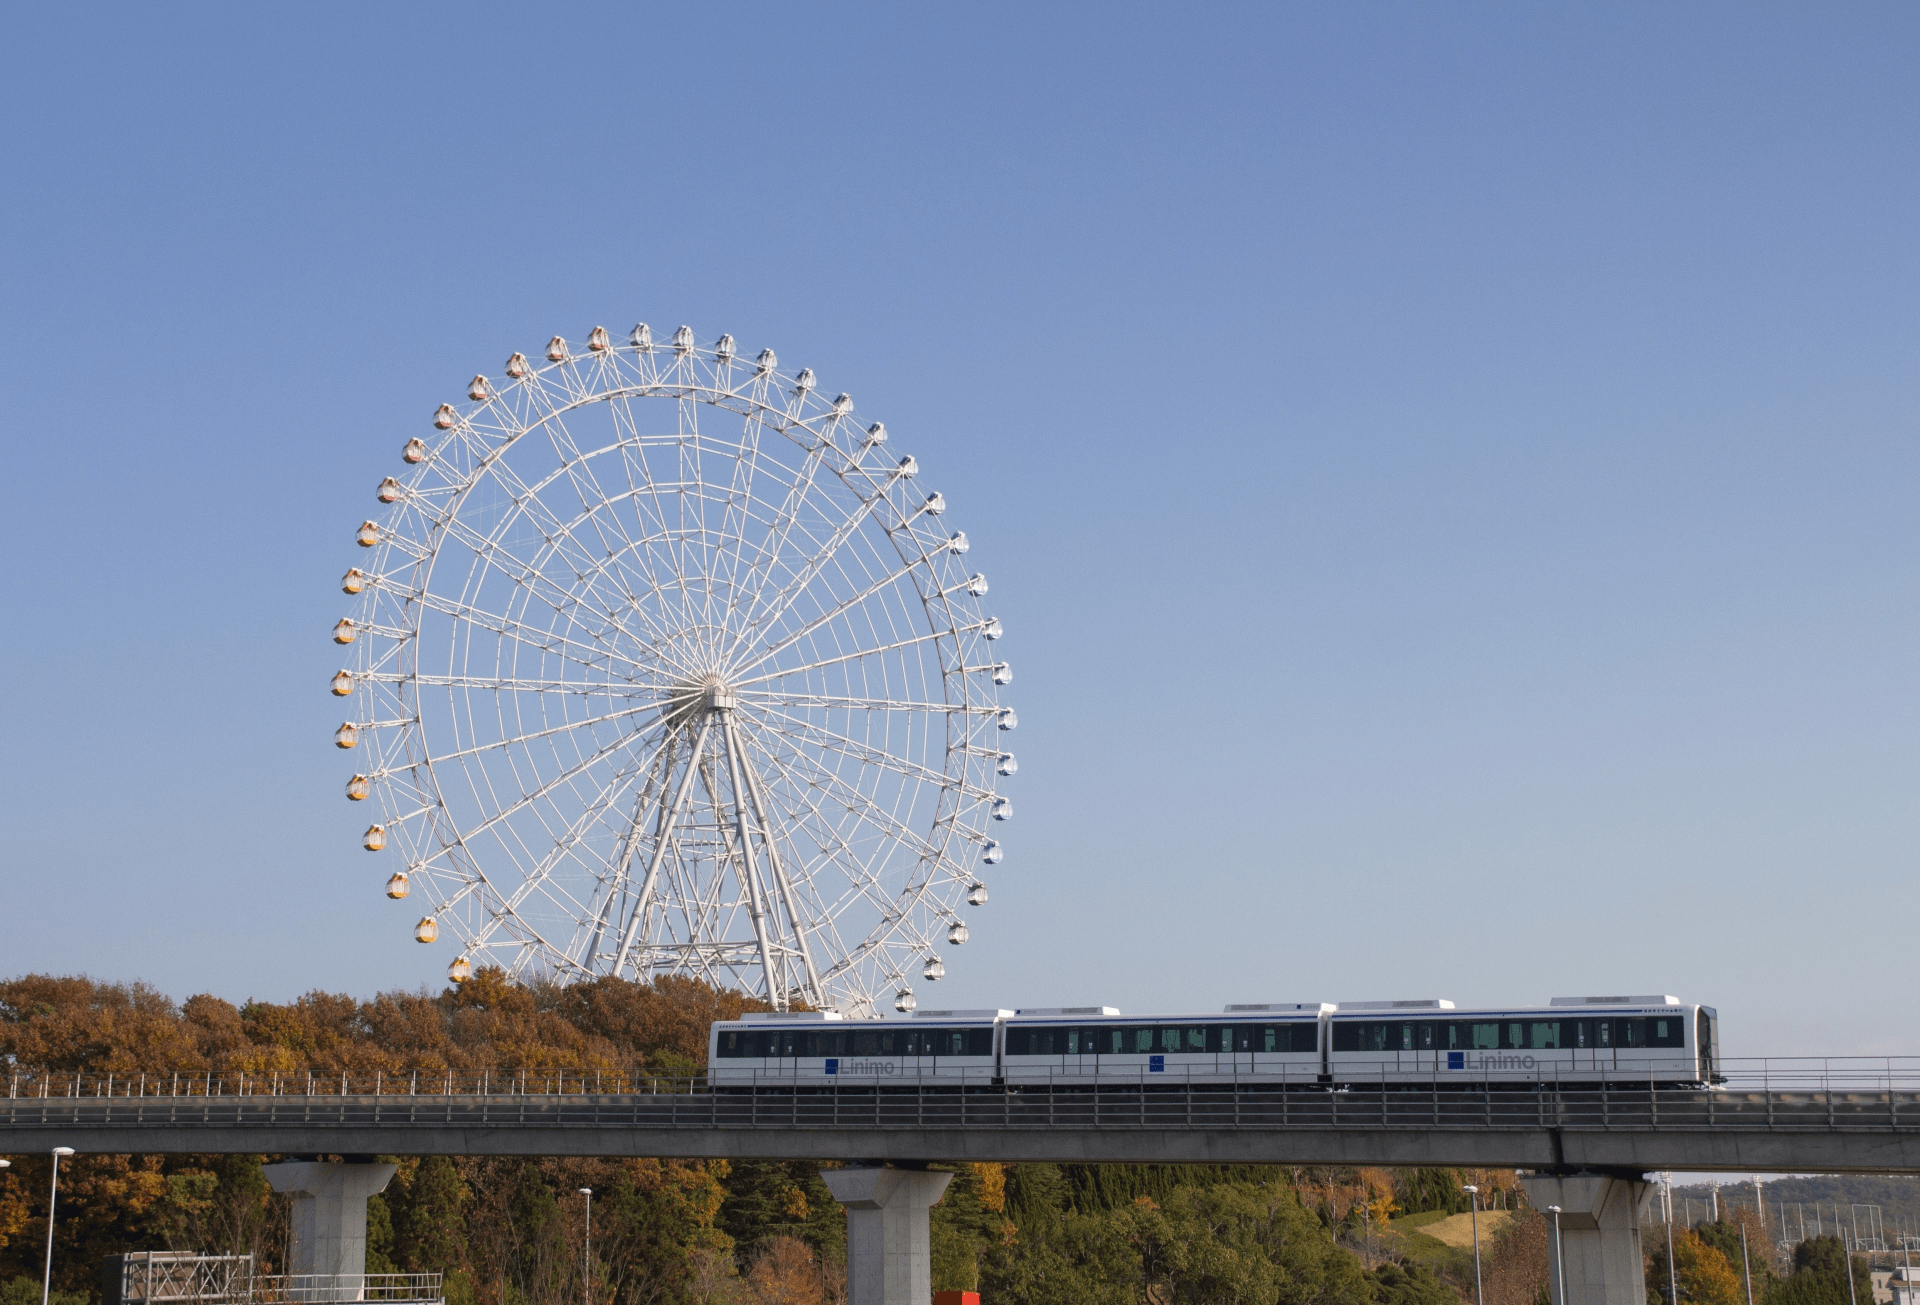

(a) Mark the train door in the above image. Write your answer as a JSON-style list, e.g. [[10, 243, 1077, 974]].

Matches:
[[1161, 1023, 1208, 1082], [1061, 1024, 1096, 1084], [1413, 1020, 1440, 1078], [1696, 1007, 1719, 1083]]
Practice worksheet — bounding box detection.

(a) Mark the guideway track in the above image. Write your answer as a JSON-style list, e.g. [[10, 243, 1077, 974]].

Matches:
[[8, 1081, 1920, 1172]]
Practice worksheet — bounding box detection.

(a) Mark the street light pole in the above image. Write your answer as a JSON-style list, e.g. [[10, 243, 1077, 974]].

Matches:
[[43, 1147, 76, 1305], [1741, 1224, 1755, 1305], [578, 1188, 592, 1305], [1548, 1205, 1567, 1305], [1664, 1174, 1680, 1305], [1463, 1185, 1484, 1305]]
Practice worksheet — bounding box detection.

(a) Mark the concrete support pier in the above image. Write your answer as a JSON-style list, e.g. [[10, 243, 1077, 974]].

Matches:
[[1519, 1174, 1655, 1305], [263, 1160, 399, 1281], [821, 1167, 953, 1305]]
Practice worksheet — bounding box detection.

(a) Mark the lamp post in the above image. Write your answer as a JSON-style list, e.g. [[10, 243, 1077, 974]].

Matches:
[[1740, 1223, 1755, 1305], [1664, 1174, 1679, 1305], [1547, 1205, 1567, 1305], [43, 1147, 76, 1305], [1462, 1185, 1484, 1305], [578, 1188, 592, 1305]]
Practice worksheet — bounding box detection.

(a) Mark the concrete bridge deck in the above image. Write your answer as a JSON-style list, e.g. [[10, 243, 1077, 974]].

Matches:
[[8, 1080, 1920, 1172]]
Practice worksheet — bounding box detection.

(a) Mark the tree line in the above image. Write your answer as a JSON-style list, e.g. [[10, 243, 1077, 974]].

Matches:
[[0, 969, 1851, 1305]]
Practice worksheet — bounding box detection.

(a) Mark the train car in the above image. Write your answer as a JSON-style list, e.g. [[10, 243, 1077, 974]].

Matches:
[[707, 1008, 1007, 1088], [1000, 1004, 1330, 1087], [1324, 996, 1721, 1088]]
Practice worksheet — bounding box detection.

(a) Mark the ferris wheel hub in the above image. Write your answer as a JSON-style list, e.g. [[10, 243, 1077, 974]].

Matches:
[[659, 675, 739, 728]]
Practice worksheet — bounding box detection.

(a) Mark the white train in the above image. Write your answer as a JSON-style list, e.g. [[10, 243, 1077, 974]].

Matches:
[[707, 996, 1721, 1088]]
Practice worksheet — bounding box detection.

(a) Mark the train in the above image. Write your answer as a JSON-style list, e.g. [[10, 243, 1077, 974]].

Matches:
[[707, 995, 1721, 1089]]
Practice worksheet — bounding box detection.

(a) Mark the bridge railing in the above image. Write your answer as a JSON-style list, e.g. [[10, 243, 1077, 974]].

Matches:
[[250, 1274, 442, 1304], [11, 1057, 1920, 1101], [6, 1080, 1920, 1131]]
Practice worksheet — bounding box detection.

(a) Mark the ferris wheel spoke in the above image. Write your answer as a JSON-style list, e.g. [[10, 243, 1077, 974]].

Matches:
[[734, 728, 897, 899], [480, 735, 668, 949], [435, 477, 682, 660], [744, 706, 986, 799], [726, 552, 937, 681], [398, 673, 658, 697], [421, 700, 663, 767], [728, 475, 910, 662], [404, 718, 664, 877], [413, 588, 665, 682], [517, 416, 685, 637], [739, 725, 946, 868], [730, 628, 961, 687], [739, 689, 991, 716], [724, 417, 843, 641], [748, 762, 901, 930]]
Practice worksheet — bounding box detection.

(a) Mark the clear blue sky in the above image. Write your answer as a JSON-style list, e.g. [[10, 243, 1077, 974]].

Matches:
[[2, 5, 1914, 1058]]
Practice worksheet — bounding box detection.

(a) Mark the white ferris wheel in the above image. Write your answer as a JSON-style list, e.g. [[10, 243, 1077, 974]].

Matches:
[[330, 323, 1014, 1017]]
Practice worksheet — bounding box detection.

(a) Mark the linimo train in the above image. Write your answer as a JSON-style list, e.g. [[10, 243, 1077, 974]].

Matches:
[[706, 996, 1721, 1089]]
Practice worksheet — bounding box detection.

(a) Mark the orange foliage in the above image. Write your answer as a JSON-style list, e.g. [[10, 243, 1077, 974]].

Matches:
[[747, 1236, 826, 1305], [0, 969, 770, 1078]]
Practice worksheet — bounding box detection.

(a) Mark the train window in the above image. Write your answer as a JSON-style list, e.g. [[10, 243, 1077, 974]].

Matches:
[[1164, 1026, 1205, 1053], [1459, 1023, 1501, 1050], [1616, 1019, 1645, 1048], [1598, 1020, 1611, 1047], [908, 1027, 991, 1056], [1333, 1022, 1396, 1052], [717, 1031, 743, 1058], [1417, 1022, 1436, 1050], [799, 1030, 840, 1057], [1649, 1018, 1684, 1048]]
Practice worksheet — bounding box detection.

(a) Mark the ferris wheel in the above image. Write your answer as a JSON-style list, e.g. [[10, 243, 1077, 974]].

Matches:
[[330, 323, 1014, 1017]]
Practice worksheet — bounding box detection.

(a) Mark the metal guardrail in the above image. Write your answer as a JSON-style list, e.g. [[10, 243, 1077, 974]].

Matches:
[[11, 1056, 1920, 1101], [6, 1081, 1920, 1134], [250, 1274, 442, 1304]]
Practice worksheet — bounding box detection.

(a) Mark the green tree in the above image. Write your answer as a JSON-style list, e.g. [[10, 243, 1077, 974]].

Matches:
[[1764, 1236, 1873, 1305], [1368, 1260, 1462, 1305], [1, 1277, 87, 1305], [716, 1163, 842, 1267]]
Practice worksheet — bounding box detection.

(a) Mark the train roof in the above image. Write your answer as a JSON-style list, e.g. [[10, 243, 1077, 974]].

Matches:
[[1329, 999, 1691, 1016]]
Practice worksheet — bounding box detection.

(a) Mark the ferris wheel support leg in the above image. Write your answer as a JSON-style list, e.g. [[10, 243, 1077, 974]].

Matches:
[[733, 720, 825, 1009], [610, 716, 714, 978], [587, 739, 677, 969], [717, 708, 784, 1010]]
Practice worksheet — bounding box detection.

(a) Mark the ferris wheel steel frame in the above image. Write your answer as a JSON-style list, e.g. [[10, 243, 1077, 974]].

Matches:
[[334, 324, 1013, 1017]]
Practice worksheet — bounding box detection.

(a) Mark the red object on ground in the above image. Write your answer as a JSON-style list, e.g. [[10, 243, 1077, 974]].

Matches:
[[933, 1294, 980, 1305]]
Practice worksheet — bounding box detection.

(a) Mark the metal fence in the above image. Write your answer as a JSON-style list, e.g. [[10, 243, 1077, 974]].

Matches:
[[105, 1255, 440, 1305], [9, 1080, 1920, 1134], [250, 1275, 442, 1304], [112, 1252, 255, 1305], [12, 1056, 1920, 1101]]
